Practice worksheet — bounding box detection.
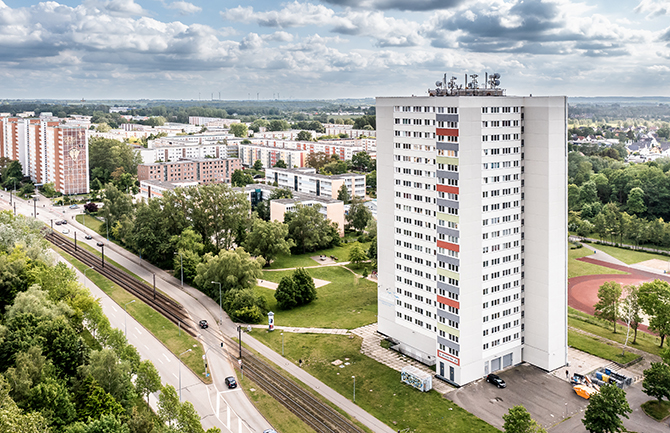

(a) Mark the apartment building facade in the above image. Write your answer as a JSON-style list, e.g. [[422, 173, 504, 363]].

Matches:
[[1, 116, 89, 194], [137, 158, 242, 184], [238, 143, 308, 169], [376, 92, 567, 386], [264, 167, 366, 199]]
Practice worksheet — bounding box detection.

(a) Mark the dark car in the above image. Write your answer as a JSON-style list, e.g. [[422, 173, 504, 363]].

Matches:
[[486, 373, 506, 388], [85, 235, 93, 240], [55, 220, 63, 225], [199, 320, 208, 329], [96, 242, 104, 247], [225, 376, 237, 389], [61, 220, 67, 224]]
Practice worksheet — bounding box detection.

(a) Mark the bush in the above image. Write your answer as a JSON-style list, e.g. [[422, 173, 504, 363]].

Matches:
[[274, 268, 317, 310], [222, 289, 267, 323]]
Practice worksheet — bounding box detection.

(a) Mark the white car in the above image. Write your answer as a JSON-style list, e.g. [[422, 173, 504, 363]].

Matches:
[[62, 228, 70, 234]]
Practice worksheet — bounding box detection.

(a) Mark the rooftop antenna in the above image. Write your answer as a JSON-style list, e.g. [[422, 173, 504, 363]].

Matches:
[[488, 73, 501, 89], [469, 74, 478, 89]]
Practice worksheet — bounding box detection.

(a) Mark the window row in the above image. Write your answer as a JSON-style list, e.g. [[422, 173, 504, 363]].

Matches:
[[482, 106, 519, 113], [483, 174, 520, 183], [482, 120, 519, 127], [394, 106, 458, 113]]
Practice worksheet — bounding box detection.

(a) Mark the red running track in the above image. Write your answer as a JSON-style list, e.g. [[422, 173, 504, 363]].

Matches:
[[568, 257, 670, 335]]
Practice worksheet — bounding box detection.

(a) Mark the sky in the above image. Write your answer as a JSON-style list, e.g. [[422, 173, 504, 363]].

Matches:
[[0, 0, 669, 100]]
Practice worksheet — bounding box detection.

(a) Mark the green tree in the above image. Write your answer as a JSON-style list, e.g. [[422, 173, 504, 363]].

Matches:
[[337, 184, 350, 204], [268, 119, 290, 131], [157, 384, 180, 429], [296, 130, 313, 141], [78, 349, 135, 410], [594, 281, 622, 333], [351, 151, 372, 172], [643, 362, 670, 402], [130, 199, 173, 267], [567, 184, 581, 211], [621, 285, 642, 344], [89, 137, 142, 185], [28, 377, 77, 430], [0, 375, 50, 433], [286, 204, 335, 253], [249, 118, 269, 133], [222, 288, 266, 323], [194, 247, 264, 298], [2, 160, 23, 189], [231, 169, 254, 187], [639, 279, 670, 347], [579, 181, 598, 205], [502, 405, 546, 433], [243, 218, 294, 265], [229, 123, 248, 138], [306, 152, 331, 170], [273, 160, 287, 168], [253, 159, 263, 171], [346, 196, 372, 232], [626, 187, 646, 215], [292, 268, 317, 306], [135, 360, 161, 403], [348, 242, 368, 268], [39, 182, 57, 198], [582, 384, 631, 433], [126, 406, 154, 433], [274, 276, 297, 310], [100, 182, 134, 233], [73, 376, 125, 422]]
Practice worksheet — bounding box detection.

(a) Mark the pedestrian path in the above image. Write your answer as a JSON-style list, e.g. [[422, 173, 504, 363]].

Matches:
[[257, 277, 331, 290], [590, 245, 627, 267], [351, 323, 455, 394], [246, 324, 350, 335]]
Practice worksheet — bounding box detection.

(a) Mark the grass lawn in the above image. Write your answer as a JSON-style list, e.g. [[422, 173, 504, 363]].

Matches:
[[267, 241, 371, 270], [249, 330, 497, 433], [568, 244, 628, 279], [568, 330, 639, 364], [568, 307, 664, 357], [240, 376, 317, 433], [589, 243, 670, 266], [255, 266, 377, 329], [76, 213, 105, 235], [54, 247, 211, 384], [641, 400, 670, 421]]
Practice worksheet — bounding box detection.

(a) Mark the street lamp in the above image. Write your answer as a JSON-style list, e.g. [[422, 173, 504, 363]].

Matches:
[[281, 332, 284, 356], [175, 251, 183, 287], [179, 349, 192, 401], [124, 300, 136, 337], [211, 281, 222, 325], [352, 376, 356, 403]]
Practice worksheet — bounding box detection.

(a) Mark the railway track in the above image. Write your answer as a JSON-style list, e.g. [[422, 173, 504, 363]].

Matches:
[[223, 337, 364, 433], [45, 231, 197, 337], [47, 230, 363, 432]]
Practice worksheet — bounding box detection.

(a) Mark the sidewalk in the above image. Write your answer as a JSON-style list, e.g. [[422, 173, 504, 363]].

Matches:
[[351, 323, 455, 394], [246, 324, 350, 335]]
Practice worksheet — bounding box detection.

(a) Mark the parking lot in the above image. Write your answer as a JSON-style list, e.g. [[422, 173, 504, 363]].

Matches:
[[446, 363, 588, 430]]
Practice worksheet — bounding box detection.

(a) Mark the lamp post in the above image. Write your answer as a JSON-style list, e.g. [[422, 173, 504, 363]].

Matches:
[[179, 349, 192, 401], [124, 300, 136, 337], [211, 281, 222, 325], [281, 332, 284, 356], [352, 376, 356, 403], [101, 244, 105, 268], [175, 251, 183, 287]]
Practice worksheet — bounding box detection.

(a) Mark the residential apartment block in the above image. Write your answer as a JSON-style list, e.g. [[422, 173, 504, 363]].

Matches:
[[137, 158, 242, 184], [376, 85, 567, 386], [264, 167, 366, 199], [238, 143, 308, 169], [1, 115, 89, 194], [137, 141, 239, 164]]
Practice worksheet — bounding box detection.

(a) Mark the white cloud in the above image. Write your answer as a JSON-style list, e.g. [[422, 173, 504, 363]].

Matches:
[[221, 2, 335, 28], [83, 0, 147, 17], [635, 0, 670, 18], [166, 1, 201, 15]]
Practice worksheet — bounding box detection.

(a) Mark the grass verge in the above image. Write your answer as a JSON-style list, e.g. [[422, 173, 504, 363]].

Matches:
[[568, 244, 628, 279], [255, 266, 377, 329], [267, 241, 371, 270], [76, 213, 105, 234], [54, 246, 212, 384], [568, 307, 664, 357], [568, 329, 639, 364], [249, 330, 497, 433], [641, 400, 670, 421]]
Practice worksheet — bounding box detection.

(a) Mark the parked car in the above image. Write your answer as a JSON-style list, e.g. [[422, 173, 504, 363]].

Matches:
[[96, 242, 104, 247], [61, 220, 67, 224], [199, 320, 208, 329], [486, 373, 506, 388], [85, 235, 93, 240], [263, 430, 278, 433], [62, 229, 70, 234], [69, 204, 79, 209], [55, 221, 63, 226], [225, 377, 237, 389]]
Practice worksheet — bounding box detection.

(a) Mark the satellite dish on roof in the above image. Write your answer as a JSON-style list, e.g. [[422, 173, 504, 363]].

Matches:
[[435, 81, 443, 87]]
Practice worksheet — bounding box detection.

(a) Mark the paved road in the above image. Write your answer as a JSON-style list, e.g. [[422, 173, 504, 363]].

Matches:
[[5, 193, 395, 433]]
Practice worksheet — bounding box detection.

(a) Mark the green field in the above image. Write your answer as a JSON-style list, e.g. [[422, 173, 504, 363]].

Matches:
[[590, 243, 670, 266], [256, 266, 377, 329], [568, 307, 664, 357], [267, 241, 371, 269], [568, 244, 627, 279], [250, 331, 498, 433], [54, 247, 211, 384], [641, 400, 670, 421], [568, 330, 639, 364]]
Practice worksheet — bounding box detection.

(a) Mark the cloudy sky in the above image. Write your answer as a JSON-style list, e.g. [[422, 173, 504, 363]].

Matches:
[[1, 0, 669, 100]]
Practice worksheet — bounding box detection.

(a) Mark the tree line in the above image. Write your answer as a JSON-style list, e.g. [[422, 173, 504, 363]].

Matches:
[[0, 211, 218, 433]]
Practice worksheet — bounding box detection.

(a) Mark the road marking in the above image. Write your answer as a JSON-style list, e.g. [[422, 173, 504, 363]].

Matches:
[[111, 305, 118, 312], [163, 353, 171, 363], [135, 327, 142, 334], [158, 358, 164, 364], [173, 373, 179, 379], [144, 345, 149, 350]]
